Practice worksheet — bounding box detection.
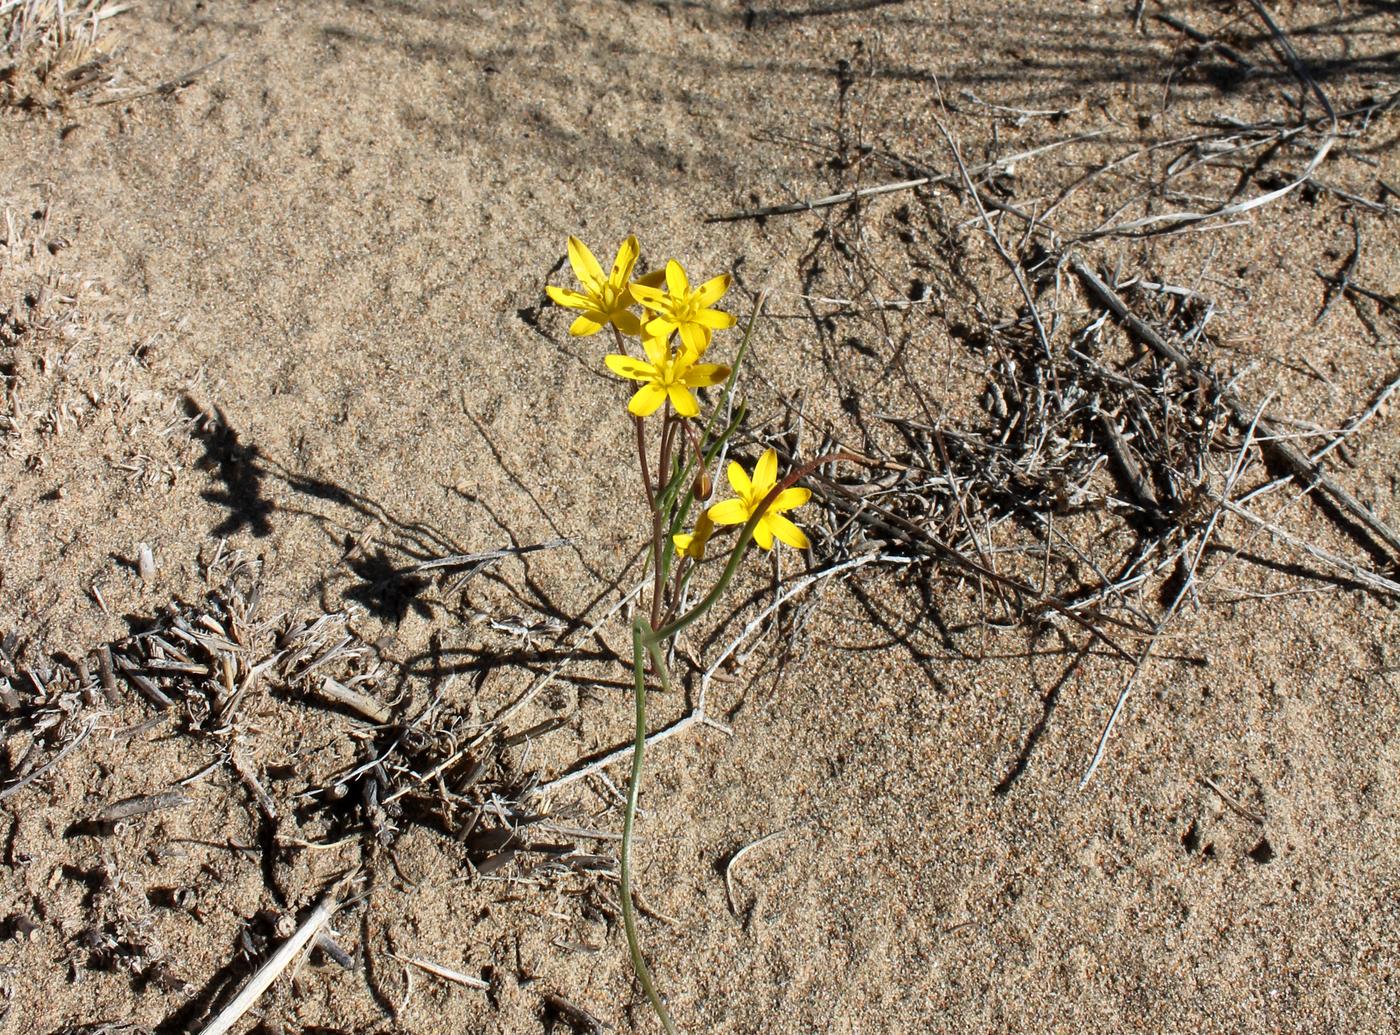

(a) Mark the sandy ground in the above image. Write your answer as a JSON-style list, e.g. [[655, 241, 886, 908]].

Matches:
[[1, 0, 1399, 1032]]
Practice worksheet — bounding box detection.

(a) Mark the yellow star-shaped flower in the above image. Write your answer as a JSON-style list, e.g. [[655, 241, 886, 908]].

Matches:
[[546, 236, 645, 337], [706, 449, 811, 551], [604, 335, 730, 419], [629, 260, 736, 358], [673, 512, 715, 561]]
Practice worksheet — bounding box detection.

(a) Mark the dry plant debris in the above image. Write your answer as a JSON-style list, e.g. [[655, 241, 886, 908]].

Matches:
[[0, 544, 621, 1030], [1, 0, 1397, 1030], [0, 0, 129, 110], [1, 203, 89, 458], [708, 0, 1400, 787]]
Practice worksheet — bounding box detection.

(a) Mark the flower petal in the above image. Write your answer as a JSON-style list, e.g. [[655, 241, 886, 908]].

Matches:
[[665, 259, 689, 298], [706, 497, 750, 525], [771, 486, 811, 512], [611, 310, 643, 337], [546, 285, 594, 311], [630, 283, 667, 310], [768, 513, 809, 550], [693, 307, 736, 330], [751, 519, 775, 551], [569, 312, 605, 336], [632, 268, 667, 291], [627, 383, 667, 417], [641, 335, 669, 367], [610, 236, 639, 289], [643, 314, 677, 339], [667, 384, 699, 418], [674, 512, 715, 561], [753, 449, 778, 494], [678, 322, 709, 359], [682, 362, 729, 388], [694, 272, 731, 309], [726, 459, 752, 498], [567, 236, 606, 293], [605, 354, 656, 382]]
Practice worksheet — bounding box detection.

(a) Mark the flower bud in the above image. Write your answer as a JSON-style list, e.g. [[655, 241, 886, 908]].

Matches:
[[692, 469, 712, 501]]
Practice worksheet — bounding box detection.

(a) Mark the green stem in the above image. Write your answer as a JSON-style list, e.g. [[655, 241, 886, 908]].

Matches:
[[648, 451, 863, 646], [658, 402, 746, 579], [621, 620, 679, 1035], [651, 411, 677, 628]]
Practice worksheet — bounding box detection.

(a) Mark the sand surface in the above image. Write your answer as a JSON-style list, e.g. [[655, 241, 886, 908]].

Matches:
[[1, 1, 1399, 1032]]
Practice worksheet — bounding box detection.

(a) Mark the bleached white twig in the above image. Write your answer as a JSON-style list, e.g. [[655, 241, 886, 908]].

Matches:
[[530, 554, 905, 798], [195, 890, 337, 1035], [1081, 403, 1268, 788], [487, 579, 647, 732], [390, 952, 489, 991]]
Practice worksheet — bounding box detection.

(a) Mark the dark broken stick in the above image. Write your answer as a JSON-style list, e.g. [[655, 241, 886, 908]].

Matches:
[[1097, 412, 1163, 515], [543, 993, 606, 1034], [816, 480, 1146, 661], [97, 646, 120, 706], [113, 654, 175, 708], [1071, 255, 1400, 561], [1155, 13, 1260, 75], [91, 789, 191, 826], [706, 131, 1106, 222]]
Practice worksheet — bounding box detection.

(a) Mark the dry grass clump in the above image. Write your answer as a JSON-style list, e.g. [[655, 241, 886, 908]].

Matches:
[[1, 543, 615, 1029], [0, 0, 129, 110], [0, 203, 96, 461], [705, 2, 1400, 786]]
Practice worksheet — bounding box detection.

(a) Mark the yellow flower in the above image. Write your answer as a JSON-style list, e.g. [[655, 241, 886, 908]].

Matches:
[[546, 236, 645, 337], [672, 512, 715, 561], [632, 267, 667, 309], [707, 449, 811, 551], [630, 259, 735, 358], [604, 334, 730, 418]]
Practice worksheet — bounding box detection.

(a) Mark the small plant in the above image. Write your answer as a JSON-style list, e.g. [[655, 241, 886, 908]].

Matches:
[[547, 236, 853, 1032]]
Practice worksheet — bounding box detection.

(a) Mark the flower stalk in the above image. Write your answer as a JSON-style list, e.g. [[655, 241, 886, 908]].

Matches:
[[544, 237, 861, 1032]]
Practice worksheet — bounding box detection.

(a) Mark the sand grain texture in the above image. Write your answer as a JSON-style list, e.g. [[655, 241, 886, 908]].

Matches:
[[1, 1, 1398, 1032]]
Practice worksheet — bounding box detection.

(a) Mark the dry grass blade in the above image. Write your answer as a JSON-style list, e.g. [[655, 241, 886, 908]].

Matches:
[[389, 952, 490, 991], [1199, 775, 1265, 824], [723, 829, 788, 917], [706, 131, 1106, 223], [1071, 256, 1400, 560], [194, 884, 342, 1035], [1220, 500, 1400, 598], [91, 52, 229, 107], [0, 0, 130, 109], [0, 714, 94, 801]]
